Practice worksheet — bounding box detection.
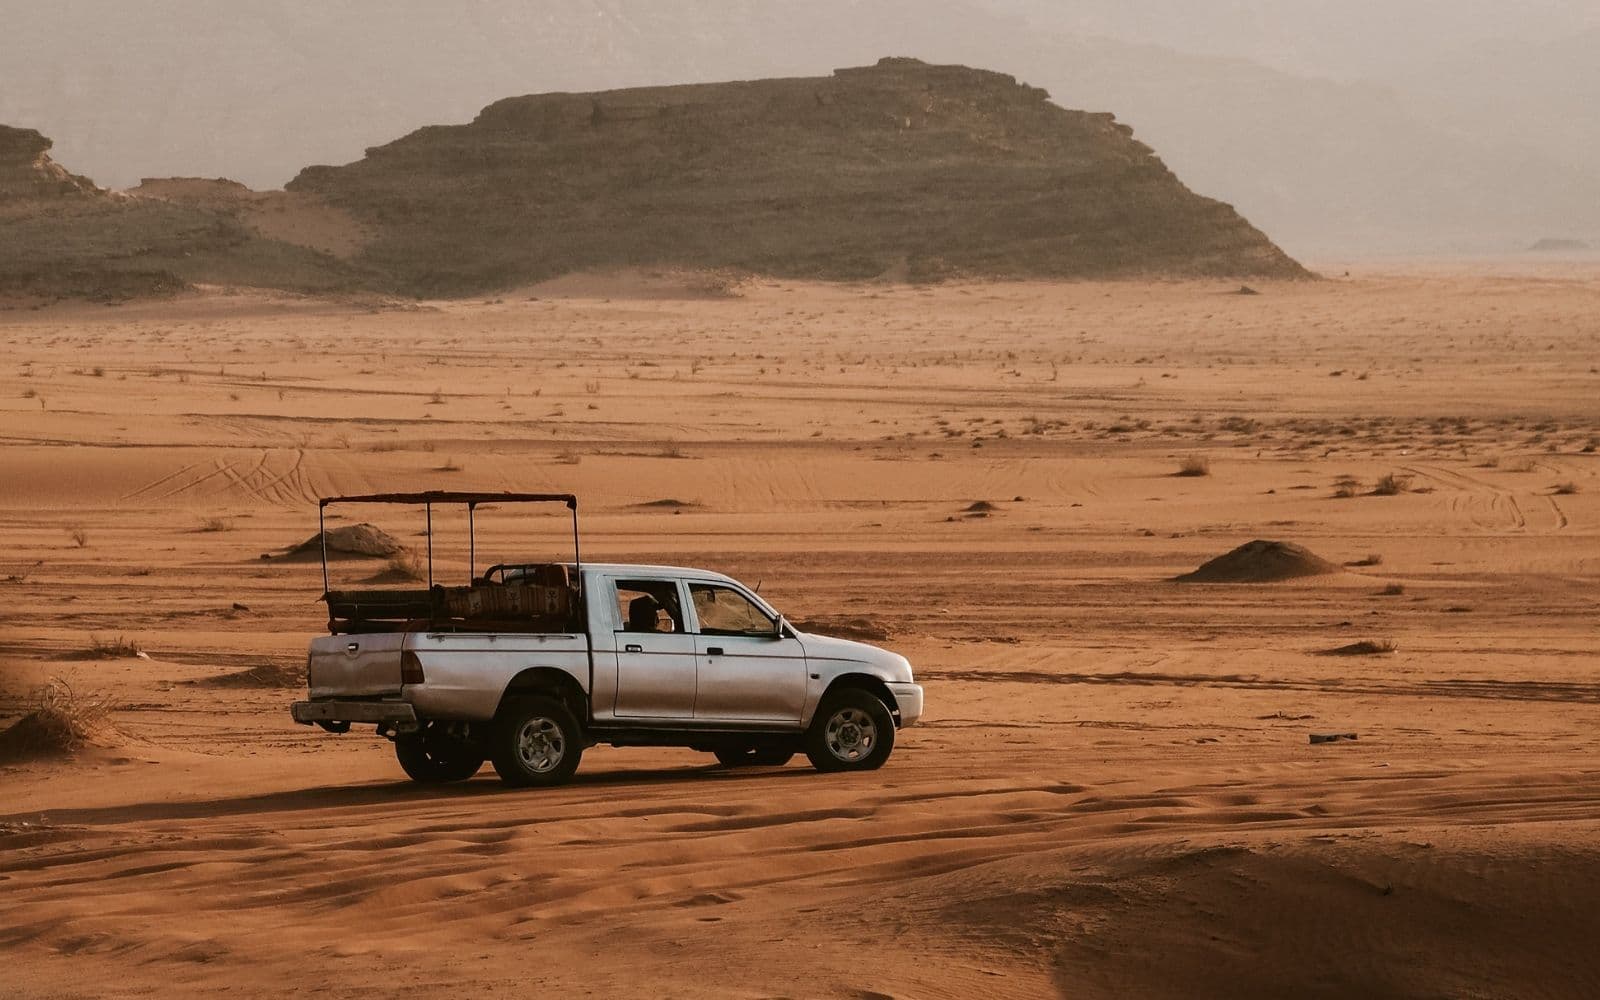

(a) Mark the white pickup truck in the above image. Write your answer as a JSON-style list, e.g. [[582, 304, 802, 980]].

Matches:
[[290, 491, 923, 786]]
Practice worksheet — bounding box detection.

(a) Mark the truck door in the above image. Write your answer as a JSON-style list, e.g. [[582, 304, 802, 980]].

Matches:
[[610, 579, 697, 719], [687, 582, 807, 724]]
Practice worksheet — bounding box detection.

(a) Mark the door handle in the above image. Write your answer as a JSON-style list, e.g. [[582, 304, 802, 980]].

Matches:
[[706, 646, 724, 656], [345, 642, 359, 654], [625, 643, 643, 653]]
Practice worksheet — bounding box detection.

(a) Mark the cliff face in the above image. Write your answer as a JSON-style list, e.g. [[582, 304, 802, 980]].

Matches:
[[289, 58, 1308, 294]]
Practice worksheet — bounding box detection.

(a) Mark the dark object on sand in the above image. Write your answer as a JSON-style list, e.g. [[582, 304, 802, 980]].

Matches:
[[1310, 732, 1358, 744]]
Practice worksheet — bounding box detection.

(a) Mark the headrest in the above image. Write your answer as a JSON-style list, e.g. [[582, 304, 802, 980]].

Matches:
[[628, 595, 661, 631]]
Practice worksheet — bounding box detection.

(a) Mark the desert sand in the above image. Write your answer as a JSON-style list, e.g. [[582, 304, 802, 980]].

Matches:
[[3, 269, 1599, 997]]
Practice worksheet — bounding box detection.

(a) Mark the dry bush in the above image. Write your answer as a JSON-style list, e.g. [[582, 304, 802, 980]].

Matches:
[[87, 634, 143, 658], [1380, 582, 1406, 596], [386, 551, 426, 582], [1372, 473, 1411, 496], [1175, 455, 1211, 477], [67, 525, 89, 548], [1351, 553, 1383, 567], [197, 516, 234, 533], [1333, 475, 1361, 499], [0, 678, 112, 760], [434, 457, 463, 472], [1552, 482, 1581, 495], [428, 388, 445, 405]]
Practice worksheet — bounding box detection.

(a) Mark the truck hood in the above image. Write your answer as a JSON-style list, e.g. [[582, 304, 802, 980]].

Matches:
[[795, 631, 914, 683]]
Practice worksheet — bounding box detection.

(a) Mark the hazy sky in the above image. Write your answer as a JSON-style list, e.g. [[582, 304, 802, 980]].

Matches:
[[4, 1, 1596, 253]]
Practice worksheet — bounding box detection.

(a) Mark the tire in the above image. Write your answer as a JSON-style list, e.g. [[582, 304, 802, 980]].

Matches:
[[805, 688, 895, 773], [394, 729, 484, 783], [714, 745, 796, 768], [490, 696, 583, 787]]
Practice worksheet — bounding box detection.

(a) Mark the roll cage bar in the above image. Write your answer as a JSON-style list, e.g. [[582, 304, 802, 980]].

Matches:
[[316, 491, 581, 597]]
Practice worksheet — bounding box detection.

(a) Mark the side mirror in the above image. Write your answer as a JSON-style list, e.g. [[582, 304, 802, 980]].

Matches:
[[772, 615, 789, 640]]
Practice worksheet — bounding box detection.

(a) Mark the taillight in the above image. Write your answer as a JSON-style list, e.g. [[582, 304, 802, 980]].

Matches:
[[401, 651, 426, 686]]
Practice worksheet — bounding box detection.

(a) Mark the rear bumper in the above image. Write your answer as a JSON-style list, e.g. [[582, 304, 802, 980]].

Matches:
[[887, 682, 924, 727], [291, 699, 417, 725]]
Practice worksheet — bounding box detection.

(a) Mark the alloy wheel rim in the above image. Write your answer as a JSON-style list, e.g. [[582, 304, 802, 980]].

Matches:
[[516, 717, 565, 772], [824, 707, 877, 762]]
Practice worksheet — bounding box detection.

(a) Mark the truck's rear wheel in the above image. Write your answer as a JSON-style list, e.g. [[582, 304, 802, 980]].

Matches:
[[804, 688, 895, 772], [714, 745, 796, 768], [394, 731, 483, 783], [491, 696, 583, 787]]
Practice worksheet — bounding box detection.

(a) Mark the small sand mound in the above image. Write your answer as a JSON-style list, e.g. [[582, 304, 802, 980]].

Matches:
[[283, 523, 405, 560], [791, 616, 892, 642], [634, 499, 697, 509], [198, 660, 305, 689], [1321, 639, 1397, 657], [963, 501, 998, 513], [1175, 540, 1341, 583]]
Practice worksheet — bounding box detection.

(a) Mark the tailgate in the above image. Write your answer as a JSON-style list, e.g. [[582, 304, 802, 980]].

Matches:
[[309, 632, 407, 699]]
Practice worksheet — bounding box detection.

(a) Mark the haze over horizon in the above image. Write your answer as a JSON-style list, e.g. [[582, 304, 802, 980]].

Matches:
[[5, 0, 1596, 257]]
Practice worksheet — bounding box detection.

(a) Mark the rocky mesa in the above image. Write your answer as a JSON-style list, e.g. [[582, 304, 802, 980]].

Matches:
[[289, 58, 1308, 294]]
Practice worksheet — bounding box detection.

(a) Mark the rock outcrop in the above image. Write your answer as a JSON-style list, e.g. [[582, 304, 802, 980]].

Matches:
[[0, 126, 100, 201], [290, 58, 1308, 295]]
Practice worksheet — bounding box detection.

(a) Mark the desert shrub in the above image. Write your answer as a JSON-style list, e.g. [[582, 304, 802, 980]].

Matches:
[[1333, 475, 1361, 499], [434, 457, 463, 472], [1373, 473, 1411, 496], [1380, 582, 1406, 596], [0, 678, 111, 760], [1176, 455, 1211, 477], [386, 551, 426, 581], [1352, 553, 1383, 567], [1552, 482, 1581, 495], [67, 525, 89, 548], [197, 516, 234, 532], [87, 634, 143, 658]]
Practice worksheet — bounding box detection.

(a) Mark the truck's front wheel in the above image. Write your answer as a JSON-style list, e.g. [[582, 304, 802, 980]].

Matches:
[[491, 696, 583, 787], [804, 688, 895, 772], [394, 730, 484, 783]]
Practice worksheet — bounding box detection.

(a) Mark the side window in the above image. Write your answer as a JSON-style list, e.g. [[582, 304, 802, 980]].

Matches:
[[689, 584, 774, 636], [614, 580, 684, 634]]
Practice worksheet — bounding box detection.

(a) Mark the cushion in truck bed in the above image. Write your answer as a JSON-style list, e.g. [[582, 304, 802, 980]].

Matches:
[[324, 589, 435, 619]]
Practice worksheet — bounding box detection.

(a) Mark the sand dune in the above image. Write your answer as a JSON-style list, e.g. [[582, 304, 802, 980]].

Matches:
[[2, 270, 1599, 997]]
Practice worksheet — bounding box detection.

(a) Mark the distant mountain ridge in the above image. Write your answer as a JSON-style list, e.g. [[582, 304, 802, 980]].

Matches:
[[1, 59, 1307, 301]]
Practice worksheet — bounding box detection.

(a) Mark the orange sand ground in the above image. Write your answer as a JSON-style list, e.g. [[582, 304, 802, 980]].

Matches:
[[2, 270, 1599, 997]]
